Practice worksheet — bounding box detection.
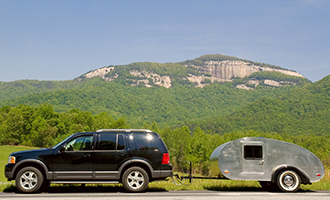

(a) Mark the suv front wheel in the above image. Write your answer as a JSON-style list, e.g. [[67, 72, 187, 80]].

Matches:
[[122, 167, 149, 192], [15, 167, 44, 193]]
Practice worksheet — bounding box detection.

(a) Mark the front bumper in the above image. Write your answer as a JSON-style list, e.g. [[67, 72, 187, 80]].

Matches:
[[4, 164, 15, 180]]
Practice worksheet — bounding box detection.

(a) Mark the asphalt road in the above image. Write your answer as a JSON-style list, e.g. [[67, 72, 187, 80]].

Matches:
[[0, 191, 330, 200]]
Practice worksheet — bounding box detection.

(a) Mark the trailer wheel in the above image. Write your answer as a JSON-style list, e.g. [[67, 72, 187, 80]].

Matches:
[[276, 170, 301, 192]]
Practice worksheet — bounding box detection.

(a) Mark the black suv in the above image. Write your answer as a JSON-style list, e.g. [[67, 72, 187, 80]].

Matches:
[[5, 129, 172, 193]]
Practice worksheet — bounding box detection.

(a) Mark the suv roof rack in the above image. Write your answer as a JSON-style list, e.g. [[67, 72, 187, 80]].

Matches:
[[96, 129, 152, 133]]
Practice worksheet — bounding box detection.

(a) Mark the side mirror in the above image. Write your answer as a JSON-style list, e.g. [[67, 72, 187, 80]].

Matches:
[[59, 146, 66, 153]]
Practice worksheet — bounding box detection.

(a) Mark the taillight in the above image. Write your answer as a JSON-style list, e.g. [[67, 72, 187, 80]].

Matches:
[[162, 153, 170, 164]]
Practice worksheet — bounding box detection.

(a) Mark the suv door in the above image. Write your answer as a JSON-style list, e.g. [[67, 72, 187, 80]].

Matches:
[[52, 134, 94, 180], [92, 133, 129, 180]]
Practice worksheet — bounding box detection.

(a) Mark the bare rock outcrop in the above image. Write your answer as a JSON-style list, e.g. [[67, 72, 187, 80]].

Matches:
[[189, 60, 303, 82], [81, 56, 305, 89], [236, 84, 254, 90], [129, 70, 172, 88], [264, 80, 280, 87], [202, 61, 260, 82], [84, 67, 114, 79]]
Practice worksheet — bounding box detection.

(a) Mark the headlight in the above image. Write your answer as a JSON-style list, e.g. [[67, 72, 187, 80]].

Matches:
[[8, 156, 16, 164]]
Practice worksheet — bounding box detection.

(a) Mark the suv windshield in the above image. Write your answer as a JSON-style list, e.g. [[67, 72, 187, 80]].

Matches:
[[52, 135, 73, 149]]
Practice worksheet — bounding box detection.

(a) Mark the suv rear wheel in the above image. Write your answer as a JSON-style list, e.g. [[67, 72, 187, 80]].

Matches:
[[15, 167, 44, 193], [122, 167, 149, 192]]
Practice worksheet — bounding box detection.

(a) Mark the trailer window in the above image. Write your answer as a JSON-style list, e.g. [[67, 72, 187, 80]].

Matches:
[[244, 145, 262, 160]]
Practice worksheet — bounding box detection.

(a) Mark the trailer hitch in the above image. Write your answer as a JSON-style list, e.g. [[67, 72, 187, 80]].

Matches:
[[171, 161, 193, 185]]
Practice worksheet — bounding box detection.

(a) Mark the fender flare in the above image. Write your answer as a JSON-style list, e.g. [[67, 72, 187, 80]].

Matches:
[[119, 159, 154, 174], [271, 165, 310, 184], [13, 159, 49, 178]]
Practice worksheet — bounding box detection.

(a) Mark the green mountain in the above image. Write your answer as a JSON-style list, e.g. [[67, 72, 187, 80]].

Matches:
[[194, 74, 330, 135], [0, 54, 311, 127], [79, 54, 308, 89]]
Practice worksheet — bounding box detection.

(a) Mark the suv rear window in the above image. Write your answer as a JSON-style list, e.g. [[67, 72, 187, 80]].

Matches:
[[98, 133, 125, 150], [130, 132, 166, 151]]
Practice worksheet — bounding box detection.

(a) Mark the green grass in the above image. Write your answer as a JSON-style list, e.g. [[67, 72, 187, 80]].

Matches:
[[0, 145, 329, 192], [149, 169, 330, 191], [149, 178, 262, 191]]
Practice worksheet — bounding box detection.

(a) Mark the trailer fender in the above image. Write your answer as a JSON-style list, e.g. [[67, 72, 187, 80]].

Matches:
[[271, 165, 311, 184]]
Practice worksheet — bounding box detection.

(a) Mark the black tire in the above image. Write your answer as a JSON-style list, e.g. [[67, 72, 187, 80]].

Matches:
[[276, 170, 301, 192], [259, 181, 278, 191], [122, 167, 149, 192], [15, 167, 44, 193]]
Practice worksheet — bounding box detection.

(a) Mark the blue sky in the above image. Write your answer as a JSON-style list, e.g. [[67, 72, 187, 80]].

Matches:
[[1, 0, 329, 82]]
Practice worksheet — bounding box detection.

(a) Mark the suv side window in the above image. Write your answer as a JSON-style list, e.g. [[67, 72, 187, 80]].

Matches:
[[98, 133, 126, 151], [131, 132, 165, 151], [117, 134, 125, 150], [65, 135, 93, 151]]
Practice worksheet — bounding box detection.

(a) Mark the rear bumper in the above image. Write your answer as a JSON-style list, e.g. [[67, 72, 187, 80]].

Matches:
[[161, 170, 173, 178], [152, 170, 173, 179], [152, 164, 172, 180]]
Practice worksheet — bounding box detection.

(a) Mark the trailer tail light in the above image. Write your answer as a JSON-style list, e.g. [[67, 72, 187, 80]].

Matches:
[[162, 153, 170, 164]]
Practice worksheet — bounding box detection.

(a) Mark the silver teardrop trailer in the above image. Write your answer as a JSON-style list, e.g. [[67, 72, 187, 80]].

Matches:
[[209, 137, 325, 192]]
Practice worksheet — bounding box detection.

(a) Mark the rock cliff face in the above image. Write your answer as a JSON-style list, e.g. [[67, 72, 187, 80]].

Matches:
[[84, 67, 114, 79], [185, 60, 303, 85], [198, 61, 261, 82], [81, 55, 307, 89], [129, 70, 172, 88]]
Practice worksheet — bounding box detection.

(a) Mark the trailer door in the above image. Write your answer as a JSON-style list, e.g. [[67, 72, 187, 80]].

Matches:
[[241, 142, 265, 174]]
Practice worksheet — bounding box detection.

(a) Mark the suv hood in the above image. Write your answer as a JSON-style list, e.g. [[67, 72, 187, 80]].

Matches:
[[10, 148, 52, 156]]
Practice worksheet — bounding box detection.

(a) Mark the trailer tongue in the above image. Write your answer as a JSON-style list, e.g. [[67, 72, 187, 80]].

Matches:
[[172, 161, 228, 186]]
